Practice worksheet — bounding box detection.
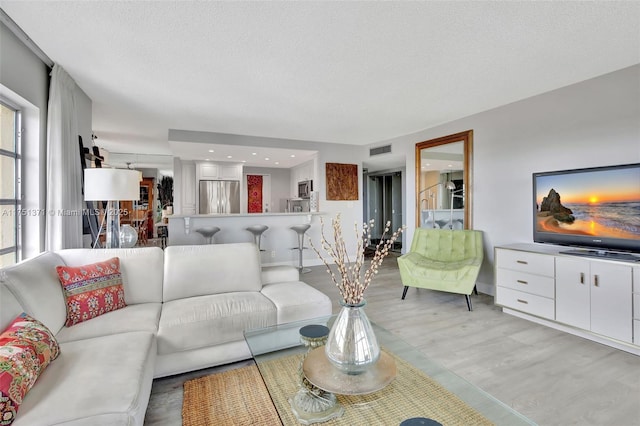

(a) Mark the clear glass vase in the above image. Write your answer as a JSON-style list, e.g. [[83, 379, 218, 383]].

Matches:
[[325, 299, 380, 375]]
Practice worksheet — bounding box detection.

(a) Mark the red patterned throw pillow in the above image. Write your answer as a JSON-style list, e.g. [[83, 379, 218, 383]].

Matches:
[[0, 313, 60, 425], [56, 257, 126, 327]]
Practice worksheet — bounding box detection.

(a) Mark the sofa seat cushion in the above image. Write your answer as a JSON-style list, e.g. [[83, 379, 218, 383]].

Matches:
[[261, 282, 333, 324], [397, 252, 481, 294], [157, 292, 276, 355], [13, 331, 156, 426], [399, 252, 479, 276], [55, 303, 162, 344]]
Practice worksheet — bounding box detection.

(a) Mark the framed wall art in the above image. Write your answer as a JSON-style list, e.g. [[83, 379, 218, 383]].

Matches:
[[326, 163, 358, 200]]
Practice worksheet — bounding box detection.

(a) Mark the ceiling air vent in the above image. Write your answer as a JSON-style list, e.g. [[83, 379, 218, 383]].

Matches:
[[369, 145, 392, 156]]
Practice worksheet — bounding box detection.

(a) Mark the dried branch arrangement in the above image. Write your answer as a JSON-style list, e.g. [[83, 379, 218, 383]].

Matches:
[[309, 213, 405, 305]]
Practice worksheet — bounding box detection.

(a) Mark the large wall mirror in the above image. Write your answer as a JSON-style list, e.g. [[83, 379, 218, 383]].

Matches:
[[415, 130, 473, 229]]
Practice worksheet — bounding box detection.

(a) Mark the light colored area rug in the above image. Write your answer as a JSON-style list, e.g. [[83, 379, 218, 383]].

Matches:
[[183, 352, 494, 425]]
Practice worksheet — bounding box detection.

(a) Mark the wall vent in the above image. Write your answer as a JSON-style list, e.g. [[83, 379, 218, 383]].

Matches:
[[369, 145, 392, 156]]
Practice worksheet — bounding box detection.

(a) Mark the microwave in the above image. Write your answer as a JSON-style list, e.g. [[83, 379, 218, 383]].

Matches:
[[298, 180, 313, 199]]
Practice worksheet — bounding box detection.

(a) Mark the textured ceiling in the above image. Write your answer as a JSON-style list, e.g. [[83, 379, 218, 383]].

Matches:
[[2, 1, 639, 167]]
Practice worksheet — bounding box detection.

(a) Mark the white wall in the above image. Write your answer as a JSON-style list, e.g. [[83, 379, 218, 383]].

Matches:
[[384, 64, 640, 293]]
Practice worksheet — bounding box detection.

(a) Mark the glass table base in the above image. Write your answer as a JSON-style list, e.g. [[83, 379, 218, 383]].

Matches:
[[289, 388, 344, 425]]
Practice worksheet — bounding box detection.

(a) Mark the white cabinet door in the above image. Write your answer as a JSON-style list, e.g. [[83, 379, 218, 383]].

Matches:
[[199, 163, 219, 179], [299, 162, 313, 181], [219, 164, 241, 180], [198, 163, 241, 180], [182, 162, 197, 215], [556, 257, 591, 330], [556, 257, 633, 343], [590, 262, 632, 342]]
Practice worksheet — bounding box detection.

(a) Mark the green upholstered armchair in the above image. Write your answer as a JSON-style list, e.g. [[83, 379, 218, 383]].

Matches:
[[397, 228, 484, 310]]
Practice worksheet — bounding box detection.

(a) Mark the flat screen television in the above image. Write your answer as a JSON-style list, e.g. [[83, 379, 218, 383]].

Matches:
[[533, 163, 640, 261]]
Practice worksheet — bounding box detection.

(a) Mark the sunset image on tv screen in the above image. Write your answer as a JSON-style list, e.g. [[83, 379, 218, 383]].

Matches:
[[535, 167, 640, 240]]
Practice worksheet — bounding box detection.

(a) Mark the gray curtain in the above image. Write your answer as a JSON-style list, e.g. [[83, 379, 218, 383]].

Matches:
[[45, 64, 83, 250]]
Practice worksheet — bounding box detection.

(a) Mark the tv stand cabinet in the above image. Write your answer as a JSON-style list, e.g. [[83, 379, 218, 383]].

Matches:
[[495, 244, 639, 355]]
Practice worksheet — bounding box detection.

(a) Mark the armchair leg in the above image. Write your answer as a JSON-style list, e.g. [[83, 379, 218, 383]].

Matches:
[[401, 286, 409, 300], [465, 294, 473, 311], [473, 285, 478, 295]]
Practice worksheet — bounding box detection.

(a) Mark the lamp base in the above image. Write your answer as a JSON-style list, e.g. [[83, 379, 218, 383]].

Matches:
[[105, 200, 121, 249]]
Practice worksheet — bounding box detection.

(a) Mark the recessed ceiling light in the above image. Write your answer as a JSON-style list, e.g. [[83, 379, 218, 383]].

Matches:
[[205, 158, 210, 161], [425, 163, 431, 166], [448, 164, 453, 167], [227, 155, 232, 159], [290, 154, 296, 158], [264, 157, 270, 161], [208, 149, 214, 153], [275, 162, 279, 165], [252, 152, 257, 156], [241, 160, 246, 163]]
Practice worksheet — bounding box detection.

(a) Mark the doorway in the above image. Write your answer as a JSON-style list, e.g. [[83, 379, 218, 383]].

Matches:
[[365, 171, 403, 252]]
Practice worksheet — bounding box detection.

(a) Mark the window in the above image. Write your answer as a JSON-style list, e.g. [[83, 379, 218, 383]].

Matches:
[[0, 102, 21, 267]]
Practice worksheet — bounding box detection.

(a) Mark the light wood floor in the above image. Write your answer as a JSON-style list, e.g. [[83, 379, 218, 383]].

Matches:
[[145, 258, 640, 426]]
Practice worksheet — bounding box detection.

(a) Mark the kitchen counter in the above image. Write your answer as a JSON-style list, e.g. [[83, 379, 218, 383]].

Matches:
[[168, 212, 324, 218], [166, 212, 327, 267]]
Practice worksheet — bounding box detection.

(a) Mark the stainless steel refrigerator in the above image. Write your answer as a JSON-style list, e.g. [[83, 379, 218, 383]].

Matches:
[[199, 180, 240, 214]]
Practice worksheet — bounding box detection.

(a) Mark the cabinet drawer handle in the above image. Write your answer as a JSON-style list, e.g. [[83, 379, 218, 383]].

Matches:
[[516, 260, 528, 265], [516, 299, 529, 304], [594, 275, 599, 287], [517, 280, 528, 285], [580, 272, 584, 284]]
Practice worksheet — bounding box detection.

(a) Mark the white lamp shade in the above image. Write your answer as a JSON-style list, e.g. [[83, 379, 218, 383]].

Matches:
[[84, 168, 140, 201]]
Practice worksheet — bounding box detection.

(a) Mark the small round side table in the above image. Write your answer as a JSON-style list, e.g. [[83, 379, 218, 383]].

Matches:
[[289, 324, 344, 425]]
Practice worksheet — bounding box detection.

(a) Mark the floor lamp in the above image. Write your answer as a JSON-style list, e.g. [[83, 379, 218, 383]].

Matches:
[[449, 187, 464, 229], [418, 182, 442, 228], [418, 181, 455, 228], [84, 168, 140, 248]]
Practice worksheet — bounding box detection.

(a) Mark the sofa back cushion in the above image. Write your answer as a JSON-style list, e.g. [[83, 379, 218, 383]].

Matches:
[[163, 243, 262, 302], [409, 228, 484, 262], [0, 285, 23, 333], [56, 247, 164, 304], [0, 252, 67, 335]]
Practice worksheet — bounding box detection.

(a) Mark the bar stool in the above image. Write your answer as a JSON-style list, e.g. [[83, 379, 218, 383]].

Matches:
[[195, 227, 220, 244], [246, 225, 268, 251], [290, 224, 311, 273]]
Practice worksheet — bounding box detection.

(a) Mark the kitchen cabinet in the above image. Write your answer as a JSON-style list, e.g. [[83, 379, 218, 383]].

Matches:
[[290, 161, 315, 195], [199, 163, 219, 179], [219, 164, 242, 180], [197, 162, 242, 181], [182, 162, 197, 215]]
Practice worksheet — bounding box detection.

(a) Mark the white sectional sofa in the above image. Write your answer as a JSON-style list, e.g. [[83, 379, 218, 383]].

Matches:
[[0, 243, 332, 425]]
